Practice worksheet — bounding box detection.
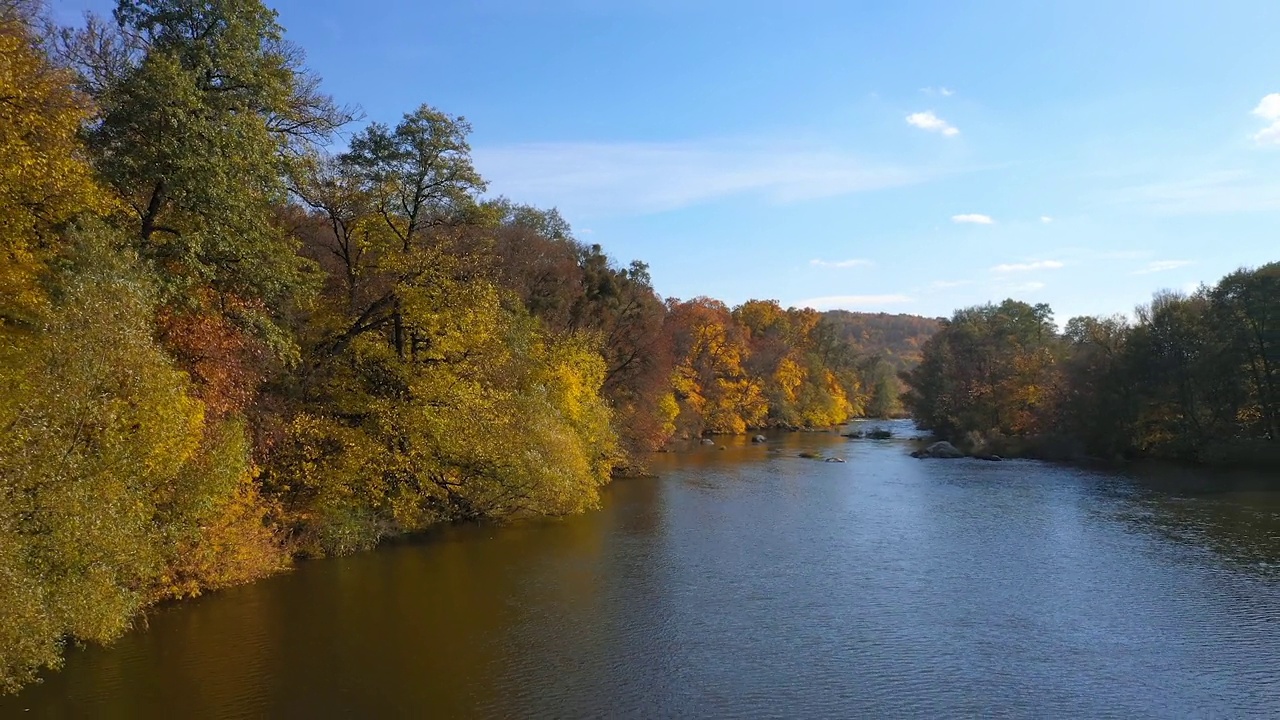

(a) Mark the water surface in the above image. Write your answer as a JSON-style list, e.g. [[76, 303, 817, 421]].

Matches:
[[6, 420, 1280, 718]]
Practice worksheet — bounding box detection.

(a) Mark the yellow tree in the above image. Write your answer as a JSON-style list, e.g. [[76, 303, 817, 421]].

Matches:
[[0, 3, 110, 325], [271, 108, 620, 554], [669, 298, 766, 434]]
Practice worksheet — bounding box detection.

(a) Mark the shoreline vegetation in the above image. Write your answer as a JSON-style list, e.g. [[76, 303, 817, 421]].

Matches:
[[0, 0, 935, 691], [903, 287, 1279, 469]]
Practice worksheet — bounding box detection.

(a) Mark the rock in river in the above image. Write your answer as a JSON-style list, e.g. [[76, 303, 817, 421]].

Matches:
[[911, 441, 965, 459]]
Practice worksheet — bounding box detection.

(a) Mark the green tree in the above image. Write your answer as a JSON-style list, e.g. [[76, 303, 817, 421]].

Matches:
[[1211, 264, 1280, 441], [65, 0, 349, 318], [905, 300, 1059, 438]]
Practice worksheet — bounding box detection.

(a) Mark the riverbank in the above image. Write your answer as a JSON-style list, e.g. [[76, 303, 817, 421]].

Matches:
[[914, 429, 1280, 471]]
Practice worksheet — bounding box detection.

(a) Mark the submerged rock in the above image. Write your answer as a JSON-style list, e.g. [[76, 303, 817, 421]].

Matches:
[[752, 435, 768, 444], [700, 438, 716, 445], [824, 457, 846, 463]]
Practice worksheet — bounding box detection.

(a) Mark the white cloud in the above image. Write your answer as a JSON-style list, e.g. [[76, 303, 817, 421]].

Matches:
[[1254, 93, 1280, 120], [990, 260, 1065, 273], [810, 258, 874, 268], [1040, 216, 1053, 223], [906, 111, 960, 137], [952, 213, 994, 224], [1251, 93, 1280, 146], [473, 140, 930, 217], [939, 87, 955, 97], [920, 87, 956, 97], [1133, 260, 1193, 275], [1255, 123, 1280, 146], [794, 294, 913, 311]]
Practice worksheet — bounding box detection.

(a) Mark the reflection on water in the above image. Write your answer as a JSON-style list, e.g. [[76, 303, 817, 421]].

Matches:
[[6, 420, 1280, 718]]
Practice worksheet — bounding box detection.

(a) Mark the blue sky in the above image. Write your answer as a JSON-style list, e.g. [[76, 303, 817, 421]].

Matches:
[[53, 0, 1280, 321]]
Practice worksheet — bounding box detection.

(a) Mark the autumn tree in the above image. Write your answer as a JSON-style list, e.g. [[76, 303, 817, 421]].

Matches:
[[270, 108, 619, 553], [667, 298, 766, 435], [0, 1, 110, 326], [0, 224, 284, 693], [478, 201, 677, 459]]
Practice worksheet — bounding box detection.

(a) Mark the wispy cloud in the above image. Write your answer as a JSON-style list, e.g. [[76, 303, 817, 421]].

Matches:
[[920, 87, 956, 97], [1040, 216, 1053, 224], [473, 140, 931, 217], [810, 258, 874, 268], [1055, 247, 1150, 262], [906, 111, 960, 137], [794, 294, 913, 310], [1118, 170, 1280, 215], [991, 260, 1065, 273], [952, 213, 994, 224], [1252, 93, 1280, 146], [1133, 260, 1193, 275]]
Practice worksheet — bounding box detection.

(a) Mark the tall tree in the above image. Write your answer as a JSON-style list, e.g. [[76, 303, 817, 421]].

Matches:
[[64, 0, 350, 313], [1211, 265, 1280, 441]]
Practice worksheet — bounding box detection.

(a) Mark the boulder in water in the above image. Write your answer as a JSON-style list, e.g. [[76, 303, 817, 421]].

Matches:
[[914, 441, 964, 459], [752, 435, 768, 444]]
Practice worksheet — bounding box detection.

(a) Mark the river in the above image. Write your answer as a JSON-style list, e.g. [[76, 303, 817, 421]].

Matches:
[[5, 420, 1280, 718]]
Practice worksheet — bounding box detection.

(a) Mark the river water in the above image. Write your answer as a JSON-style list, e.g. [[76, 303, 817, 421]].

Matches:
[[5, 420, 1280, 718]]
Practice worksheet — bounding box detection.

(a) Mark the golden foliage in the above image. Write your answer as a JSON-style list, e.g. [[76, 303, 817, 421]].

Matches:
[[0, 11, 111, 324]]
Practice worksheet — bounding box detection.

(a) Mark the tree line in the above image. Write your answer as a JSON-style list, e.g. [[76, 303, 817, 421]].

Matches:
[[904, 268, 1279, 465], [0, 0, 912, 691]]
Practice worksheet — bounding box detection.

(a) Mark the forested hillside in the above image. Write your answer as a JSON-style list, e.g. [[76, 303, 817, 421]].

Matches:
[[821, 311, 941, 370], [905, 273, 1279, 465], [820, 311, 941, 417], [0, 0, 905, 691]]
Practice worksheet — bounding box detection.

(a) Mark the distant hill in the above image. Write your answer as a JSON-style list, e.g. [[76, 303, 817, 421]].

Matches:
[[822, 311, 942, 370]]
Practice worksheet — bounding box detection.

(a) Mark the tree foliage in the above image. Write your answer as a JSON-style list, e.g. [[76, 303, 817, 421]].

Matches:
[[0, 224, 283, 692], [905, 271, 1280, 463], [0, 3, 110, 325]]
